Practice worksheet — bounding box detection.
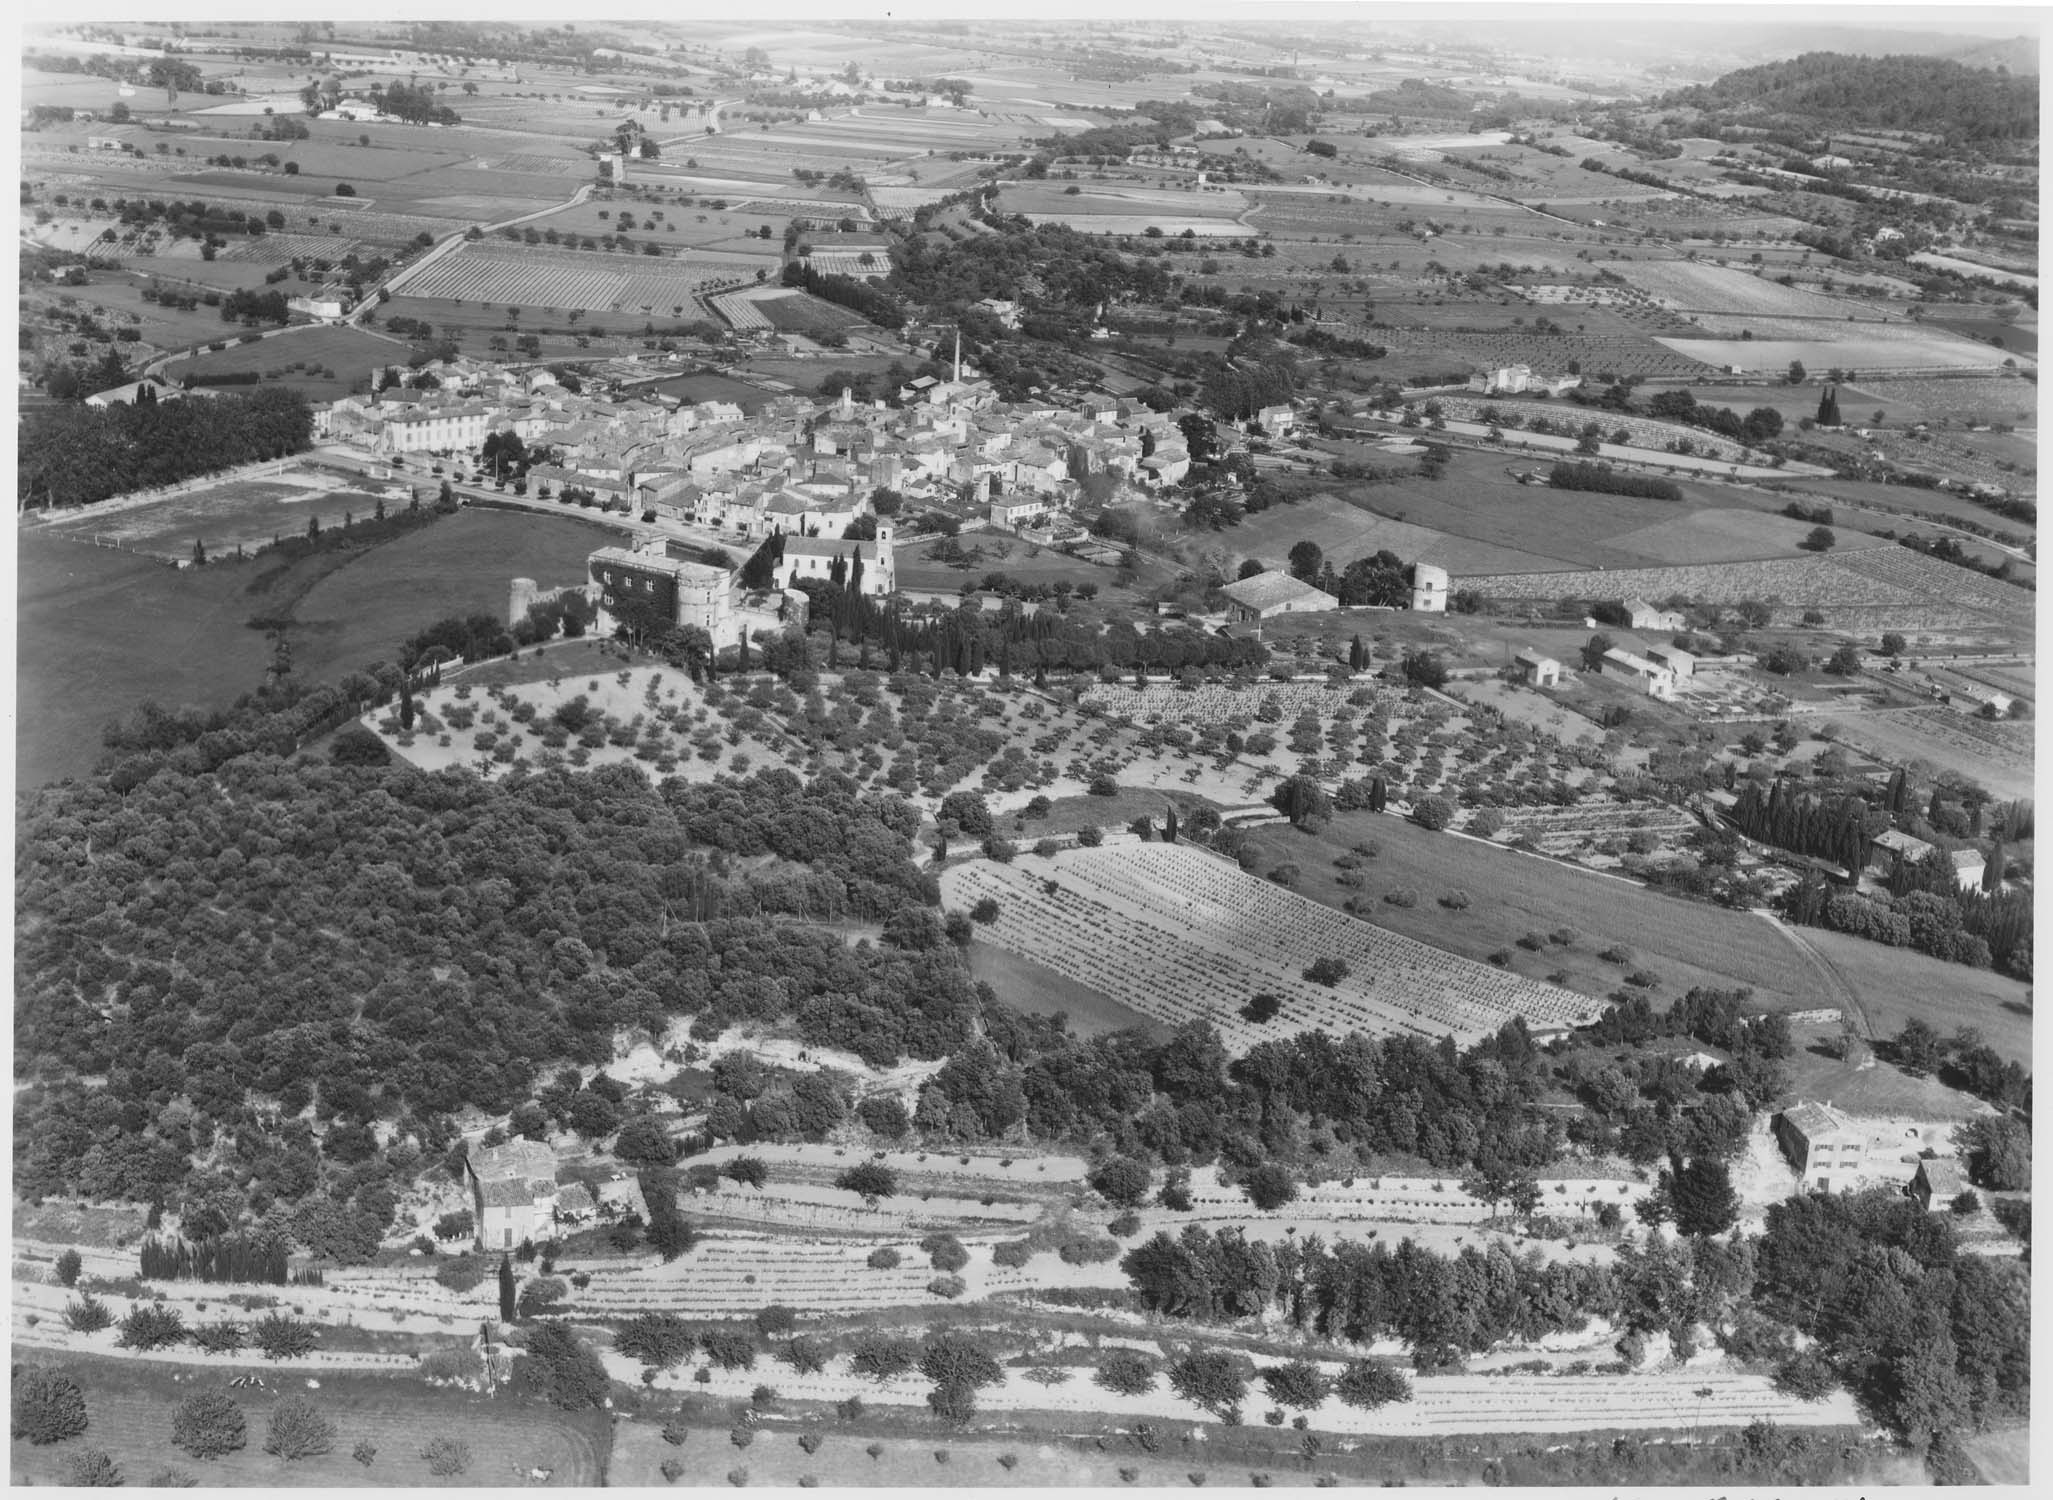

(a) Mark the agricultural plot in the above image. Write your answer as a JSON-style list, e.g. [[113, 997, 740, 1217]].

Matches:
[[941, 843, 1602, 1055], [1820, 706, 2034, 804], [391, 243, 749, 316], [160, 324, 404, 401], [1464, 548, 2031, 631], [1659, 333, 2013, 376], [35, 467, 405, 562], [1603, 510, 1891, 566], [1080, 681, 1361, 727], [6, 1357, 610, 1488], [1216, 490, 1580, 575], [1242, 812, 1830, 1016]]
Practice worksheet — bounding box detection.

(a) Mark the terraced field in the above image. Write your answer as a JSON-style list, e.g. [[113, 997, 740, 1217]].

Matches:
[[940, 843, 1601, 1055]]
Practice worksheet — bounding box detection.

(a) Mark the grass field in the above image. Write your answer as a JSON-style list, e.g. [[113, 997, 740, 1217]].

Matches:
[[1789, 926, 2032, 1065], [17, 509, 623, 787], [966, 939, 1160, 1040], [1245, 812, 1826, 1014], [285, 507, 627, 684], [161, 325, 402, 401], [17, 536, 276, 788], [7, 1354, 610, 1487]]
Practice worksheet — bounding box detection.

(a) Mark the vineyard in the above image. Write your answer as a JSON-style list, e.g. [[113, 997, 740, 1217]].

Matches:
[[392, 243, 748, 315], [1484, 802, 1699, 858], [940, 844, 1602, 1054], [1081, 680, 1360, 727]]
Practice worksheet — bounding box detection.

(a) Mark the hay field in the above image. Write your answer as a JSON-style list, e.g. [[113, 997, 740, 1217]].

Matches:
[[1658, 333, 2013, 375], [1218, 490, 1582, 575]]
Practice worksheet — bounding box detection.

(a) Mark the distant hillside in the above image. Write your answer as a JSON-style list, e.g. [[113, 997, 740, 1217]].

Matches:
[[1663, 52, 2038, 141]]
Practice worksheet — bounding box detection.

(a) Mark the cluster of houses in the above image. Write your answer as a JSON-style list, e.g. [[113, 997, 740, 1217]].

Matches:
[[315, 357, 1199, 534]]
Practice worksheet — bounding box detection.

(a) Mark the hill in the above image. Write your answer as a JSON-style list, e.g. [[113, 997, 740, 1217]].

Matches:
[[1662, 52, 2039, 140]]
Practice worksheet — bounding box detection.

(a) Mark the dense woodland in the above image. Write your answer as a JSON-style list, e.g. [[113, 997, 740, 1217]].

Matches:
[[1660, 53, 2039, 143], [17, 387, 314, 509]]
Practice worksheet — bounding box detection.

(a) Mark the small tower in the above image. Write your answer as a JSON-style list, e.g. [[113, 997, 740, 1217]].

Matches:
[[952, 328, 962, 384], [1410, 563, 1448, 613], [837, 385, 854, 420]]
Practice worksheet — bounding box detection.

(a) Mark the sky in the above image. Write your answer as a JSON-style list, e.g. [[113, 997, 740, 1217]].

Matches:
[[23, 1, 2047, 37]]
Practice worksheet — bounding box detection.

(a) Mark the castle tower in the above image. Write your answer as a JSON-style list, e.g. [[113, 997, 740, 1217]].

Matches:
[[873, 520, 895, 595], [609, 149, 630, 186]]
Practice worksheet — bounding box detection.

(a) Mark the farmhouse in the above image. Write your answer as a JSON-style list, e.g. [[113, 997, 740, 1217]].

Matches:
[[974, 298, 1023, 330], [1773, 1101, 1864, 1193], [287, 292, 350, 321], [465, 1138, 559, 1250], [1948, 848, 1988, 892], [1218, 571, 1340, 625], [1908, 1157, 1969, 1213], [1513, 649, 1561, 687], [1255, 403, 1297, 437], [86, 126, 145, 152], [1646, 644, 1696, 680], [1623, 597, 1686, 632], [1868, 828, 1936, 872], [1468, 364, 1582, 397], [1598, 647, 1676, 700]]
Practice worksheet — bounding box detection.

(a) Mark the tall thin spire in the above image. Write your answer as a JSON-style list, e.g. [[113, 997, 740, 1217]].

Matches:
[[953, 328, 961, 384]]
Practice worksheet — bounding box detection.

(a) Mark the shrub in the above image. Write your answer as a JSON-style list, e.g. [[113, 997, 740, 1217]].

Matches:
[[927, 1274, 967, 1299], [66, 1448, 124, 1486], [1170, 1351, 1250, 1414], [420, 1437, 471, 1476], [1411, 796, 1454, 831], [191, 1320, 246, 1356], [730, 1426, 755, 1449], [1058, 1234, 1118, 1265], [753, 1304, 797, 1338], [1335, 1360, 1412, 1409], [798, 1431, 823, 1455], [434, 1255, 487, 1293], [922, 1234, 969, 1273], [12, 1369, 89, 1445], [783, 1336, 830, 1375], [55, 1249, 82, 1287], [661, 1457, 684, 1482], [866, 1247, 902, 1270], [63, 1294, 114, 1333], [263, 1395, 336, 1460], [118, 1302, 187, 1351], [1095, 1348, 1159, 1396], [618, 1311, 695, 1371], [850, 1333, 919, 1381], [172, 1390, 247, 1458], [148, 1467, 197, 1487], [252, 1312, 318, 1359], [699, 1327, 758, 1371], [353, 1439, 377, 1466], [521, 1320, 613, 1409], [1383, 887, 1419, 909], [1260, 1361, 1330, 1410], [1109, 1212, 1142, 1238]]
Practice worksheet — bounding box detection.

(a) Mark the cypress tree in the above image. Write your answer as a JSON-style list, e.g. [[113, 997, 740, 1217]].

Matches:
[[1164, 806, 1179, 843], [1984, 844, 2005, 892], [498, 1254, 517, 1322]]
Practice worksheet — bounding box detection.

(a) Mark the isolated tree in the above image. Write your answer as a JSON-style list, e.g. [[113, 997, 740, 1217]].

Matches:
[[498, 1253, 517, 1322], [1243, 1163, 1298, 1211], [1801, 526, 1837, 552], [1260, 1360, 1330, 1410], [1095, 1349, 1159, 1396], [54, 1249, 82, 1287], [1287, 540, 1324, 582], [1088, 1156, 1152, 1209], [835, 1162, 898, 1202], [1895, 1018, 1944, 1076]]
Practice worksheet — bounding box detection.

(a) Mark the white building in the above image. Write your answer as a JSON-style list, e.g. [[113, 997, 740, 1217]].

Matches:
[[1410, 562, 1448, 613], [1599, 647, 1676, 700], [1513, 649, 1561, 688], [1624, 597, 1686, 633]]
